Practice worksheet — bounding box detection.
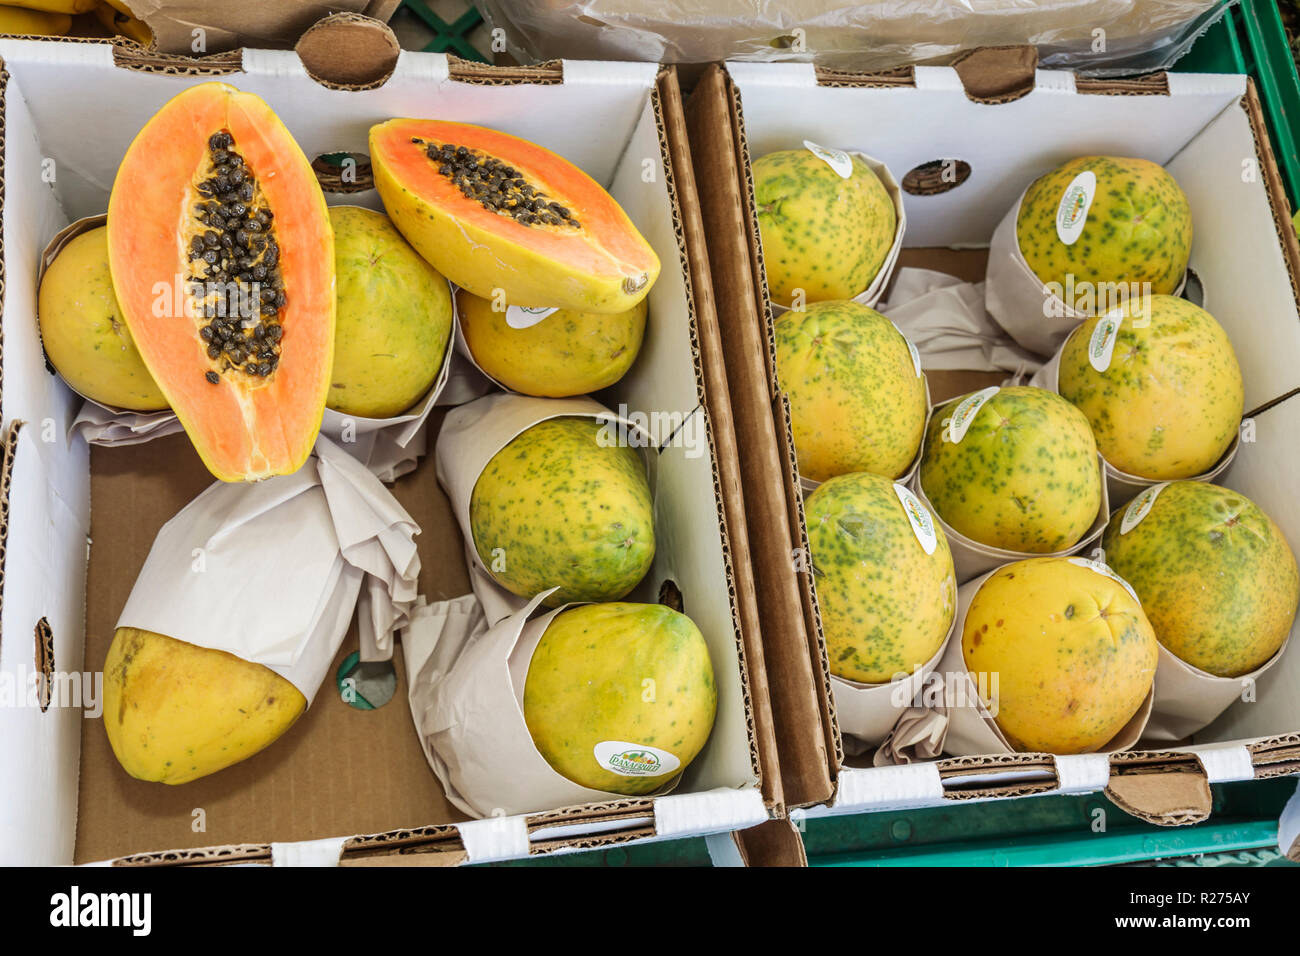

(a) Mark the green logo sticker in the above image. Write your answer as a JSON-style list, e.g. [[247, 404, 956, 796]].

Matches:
[[593, 740, 681, 778], [803, 139, 853, 179], [942, 386, 999, 444], [1120, 482, 1170, 535], [1055, 170, 1096, 245]]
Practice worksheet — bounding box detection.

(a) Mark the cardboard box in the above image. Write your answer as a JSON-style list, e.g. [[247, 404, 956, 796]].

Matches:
[[685, 50, 1300, 839], [0, 39, 784, 865]]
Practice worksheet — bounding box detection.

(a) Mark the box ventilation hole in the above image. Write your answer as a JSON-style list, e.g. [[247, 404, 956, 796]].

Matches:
[[901, 159, 972, 196], [658, 579, 684, 615], [312, 151, 374, 194], [34, 618, 54, 713], [336, 651, 397, 710]]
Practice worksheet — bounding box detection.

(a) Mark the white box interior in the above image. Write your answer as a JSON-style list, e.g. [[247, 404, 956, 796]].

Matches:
[[729, 62, 1300, 779], [0, 41, 759, 866]]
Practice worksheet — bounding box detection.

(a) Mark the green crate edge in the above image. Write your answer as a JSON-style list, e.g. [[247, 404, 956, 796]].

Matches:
[[1178, 0, 1300, 210]]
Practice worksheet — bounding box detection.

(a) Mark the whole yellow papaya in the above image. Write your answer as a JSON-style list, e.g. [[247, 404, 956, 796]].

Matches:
[[103, 627, 306, 784]]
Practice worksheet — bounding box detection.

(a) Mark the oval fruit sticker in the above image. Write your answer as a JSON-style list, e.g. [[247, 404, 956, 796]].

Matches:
[[803, 139, 853, 180], [1120, 482, 1170, 535], [593, 741, 681, 778], [894, 483, 938, 555], [506, 305, 559, 330], [1068, 556, 1140, 604], [1088, 312, 1123, 372], [942, 386, 999, 444], [1055, 170, 1096, 246]]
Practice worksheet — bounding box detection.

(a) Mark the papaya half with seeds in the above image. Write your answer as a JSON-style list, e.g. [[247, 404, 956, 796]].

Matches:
[[370, 119, 659, 314], [107, 82, 335, 482], [103, 627, 306, 784]]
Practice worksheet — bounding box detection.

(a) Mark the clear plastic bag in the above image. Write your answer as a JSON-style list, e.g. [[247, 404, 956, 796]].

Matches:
[[475, 0, 1235, 77]]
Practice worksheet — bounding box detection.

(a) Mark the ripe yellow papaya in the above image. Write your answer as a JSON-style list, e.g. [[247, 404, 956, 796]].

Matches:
[[102, 627, 306, 785]]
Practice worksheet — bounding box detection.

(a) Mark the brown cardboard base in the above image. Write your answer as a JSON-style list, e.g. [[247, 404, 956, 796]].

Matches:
[[75, 415, 470, 864]]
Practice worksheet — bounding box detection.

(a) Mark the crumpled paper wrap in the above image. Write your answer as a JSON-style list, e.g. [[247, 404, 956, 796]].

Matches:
[[115, 435, 420, 700]]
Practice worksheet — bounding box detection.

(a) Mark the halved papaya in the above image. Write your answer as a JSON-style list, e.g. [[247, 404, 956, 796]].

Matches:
[[370, 119, 659, 314], [107, 82, 334, 482]]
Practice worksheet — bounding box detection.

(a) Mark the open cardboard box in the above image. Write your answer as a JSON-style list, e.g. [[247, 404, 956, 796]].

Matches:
[[685, 50, 1300, 848], [0, 38, 789, 866]]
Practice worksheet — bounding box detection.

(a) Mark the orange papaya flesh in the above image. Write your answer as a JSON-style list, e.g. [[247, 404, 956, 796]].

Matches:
[[108, 82, 335, 482], [370, 119, 659, 314]]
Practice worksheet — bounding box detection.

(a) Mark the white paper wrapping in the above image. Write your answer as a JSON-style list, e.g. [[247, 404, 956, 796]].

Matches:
[[435, 391, 657, 628], [1141, 638, 1289, 744], [909, 393, 1111, 583], [401, 591, 678, 818], [984, 188, 1186, 358], [1029, 335, 1239, 508], [830, 609, 955, 748], [928, 570, 1154, 757], [879, 267, 1041, 376], [115, 435, 421, 702], [768, 150, 906, 314]]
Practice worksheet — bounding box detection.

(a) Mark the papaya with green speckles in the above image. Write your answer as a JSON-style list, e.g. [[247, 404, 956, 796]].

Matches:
[[963, 557, 1157, 754], [326, 206, 453, 418], [524, 602, 716, 795], [919, 386, 1101, 553], [458, 288, 646, 398], [1016, 156, 1191, 303], [1101, 482, 1298, 677], [775, 300, 926, 482], [806, 473, 956, 684], [470, 416, 654, 607], [753, 149, 896, 307], [1058, 295, 1242, 480]]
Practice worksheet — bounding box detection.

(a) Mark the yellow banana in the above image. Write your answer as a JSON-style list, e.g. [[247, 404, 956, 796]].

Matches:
[[0, 0, 97, 15], [93, 0, 149, 44], [0, 5, 70, 33], [102, 0, 131, 13]]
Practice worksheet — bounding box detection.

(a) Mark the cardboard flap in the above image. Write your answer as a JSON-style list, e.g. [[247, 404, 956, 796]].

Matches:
[[1105, 760, 1212, 826], [730, 816, 807, 867], [951, 45, 1039, 104], [684, 64, 834, 809]]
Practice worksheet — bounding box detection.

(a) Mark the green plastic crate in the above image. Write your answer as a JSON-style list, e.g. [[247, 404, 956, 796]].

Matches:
[[1178, 0, 1300, 209], [397, 0, 487, 62]]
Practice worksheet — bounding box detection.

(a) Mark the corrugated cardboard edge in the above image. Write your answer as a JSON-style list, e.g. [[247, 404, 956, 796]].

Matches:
[[715, 58, 1300, 825], [1106, 751, 1212, 826], [294, 13, 399, 91], [37, 60, 768, 866], [729, 82, 843, 790], [0, 421, 20, 632], [656, 66, 776, 810], [731, 816, 806, 867], [0, 62, 6, 430], [1241, 77, 1300, 324], [685, 64, 835, 817]]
